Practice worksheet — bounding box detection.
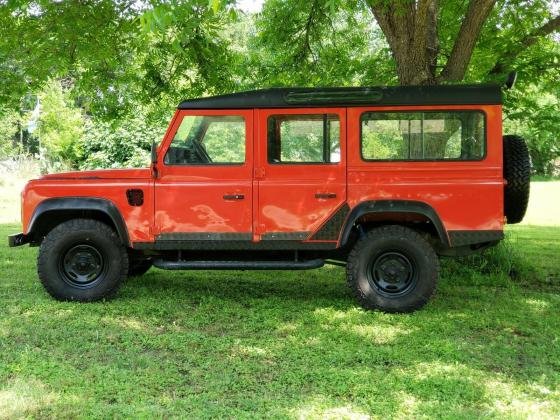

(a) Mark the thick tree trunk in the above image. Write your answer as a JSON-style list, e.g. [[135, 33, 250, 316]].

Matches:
[[368, 0, 496, 85], [367, 0, 559, 85], [368, 0, 438, 85]]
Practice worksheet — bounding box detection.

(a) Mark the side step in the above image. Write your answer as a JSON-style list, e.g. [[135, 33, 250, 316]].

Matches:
[[153, 258, 325, 270]]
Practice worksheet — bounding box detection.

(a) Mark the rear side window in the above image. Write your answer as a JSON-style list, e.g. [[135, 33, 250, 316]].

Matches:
[[267, 114, 340, 164], [165, 115, 245, 165], [361, 111, 485, 161]]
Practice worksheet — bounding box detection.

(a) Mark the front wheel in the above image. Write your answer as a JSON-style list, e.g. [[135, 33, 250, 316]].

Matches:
[[37, 219, 128, 301], [346, 225, 439, 313]]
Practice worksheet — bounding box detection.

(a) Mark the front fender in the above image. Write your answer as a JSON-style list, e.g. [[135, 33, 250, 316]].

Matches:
[[27, 197, 130, 246]]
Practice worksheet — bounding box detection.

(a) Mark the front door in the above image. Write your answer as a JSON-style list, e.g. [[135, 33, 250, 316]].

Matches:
[[255, 108, 347, 243], [155, 109, 253, 242]]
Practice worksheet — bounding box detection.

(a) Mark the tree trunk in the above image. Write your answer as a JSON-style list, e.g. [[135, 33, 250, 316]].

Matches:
[[367, 0, 438, 85], [368, 0, 497, 85]]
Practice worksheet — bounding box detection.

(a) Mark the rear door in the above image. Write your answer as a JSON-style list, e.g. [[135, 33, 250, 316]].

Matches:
[[255, 108, 347, 243]]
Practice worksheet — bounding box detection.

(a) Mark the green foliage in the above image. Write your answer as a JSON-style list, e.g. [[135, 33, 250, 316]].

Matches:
[[0, 0, 559, 171], [34, 81, 85, 170], [504, 86, 560, 175], [248, 0, 393, 87], [79, 115, 166, 170], [0, 109, 23, 158], [136, 1, 239, 119], [0, 0, 140, 116]]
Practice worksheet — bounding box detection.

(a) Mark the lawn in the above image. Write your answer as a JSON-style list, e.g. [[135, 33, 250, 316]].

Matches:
[[0, 184, 559, 418]]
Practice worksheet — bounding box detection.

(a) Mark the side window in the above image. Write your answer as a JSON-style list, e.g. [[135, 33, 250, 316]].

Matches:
[[164, 115, 245, 165], [267, 114, 340, 164], [361, 111, 485, 161]]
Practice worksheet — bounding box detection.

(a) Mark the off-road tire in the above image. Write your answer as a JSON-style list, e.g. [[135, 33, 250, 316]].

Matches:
[[346, 225, 439, 313], [503, 134, 530, 224], [37, 219, 128, 301]]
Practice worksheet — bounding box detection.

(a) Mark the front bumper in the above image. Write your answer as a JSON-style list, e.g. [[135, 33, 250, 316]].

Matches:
[[8, 233, 30, 247]]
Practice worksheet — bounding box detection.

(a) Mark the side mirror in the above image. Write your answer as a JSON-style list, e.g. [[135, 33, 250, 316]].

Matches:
[[151, 141, 158, 165]]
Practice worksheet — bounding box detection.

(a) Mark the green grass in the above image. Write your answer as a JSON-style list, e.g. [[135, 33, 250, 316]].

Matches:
[[531, 175, 560, 182], [1, 223, 559, 418]]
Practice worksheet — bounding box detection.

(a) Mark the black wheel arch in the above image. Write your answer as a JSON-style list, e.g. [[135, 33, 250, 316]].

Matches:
[[338, 200, 449, 248], [27, 197, 130, 246]]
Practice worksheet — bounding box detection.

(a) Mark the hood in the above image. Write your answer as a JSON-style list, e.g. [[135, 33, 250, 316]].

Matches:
[[38, 168, 152, 180]]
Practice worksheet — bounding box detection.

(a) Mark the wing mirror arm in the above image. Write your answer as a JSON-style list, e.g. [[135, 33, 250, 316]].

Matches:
[[151, 141, 159, 179]]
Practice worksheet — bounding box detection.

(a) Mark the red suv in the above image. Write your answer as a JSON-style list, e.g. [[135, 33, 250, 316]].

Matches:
[[9, 85, 530, 312]]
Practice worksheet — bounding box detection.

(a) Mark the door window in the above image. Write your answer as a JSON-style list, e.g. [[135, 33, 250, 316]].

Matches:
[[267, 114, 340, 164], [165, 115, 245, 165]]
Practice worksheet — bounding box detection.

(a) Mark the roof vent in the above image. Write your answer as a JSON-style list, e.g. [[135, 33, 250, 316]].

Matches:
[[284, 89, 383, 104]]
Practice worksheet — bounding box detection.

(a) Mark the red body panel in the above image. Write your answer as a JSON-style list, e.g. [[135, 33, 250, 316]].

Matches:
[[22, 169, 154, 243], [346, 105, 504, 237], [154, 109, 254, 235], [255, 108, 346, 241], [20, 104, 504, 248]]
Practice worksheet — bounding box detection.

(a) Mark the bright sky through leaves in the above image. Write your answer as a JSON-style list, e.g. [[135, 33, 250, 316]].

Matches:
[[237, 0, 264, 13]]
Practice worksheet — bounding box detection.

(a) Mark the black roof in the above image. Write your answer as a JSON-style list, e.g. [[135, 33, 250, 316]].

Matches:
[[178, 85, 502, 109]]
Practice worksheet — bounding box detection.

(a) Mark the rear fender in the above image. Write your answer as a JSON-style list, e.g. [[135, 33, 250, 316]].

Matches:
[[339, 200, 449, 247]]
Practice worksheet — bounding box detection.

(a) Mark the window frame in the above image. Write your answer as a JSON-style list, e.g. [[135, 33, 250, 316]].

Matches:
[[164, 114, 247, 166], [267, 113, 342, 165], [359, 109, 487, 163]]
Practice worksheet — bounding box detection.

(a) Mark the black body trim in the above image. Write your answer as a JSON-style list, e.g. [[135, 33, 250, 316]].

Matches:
[[153, 258, 325, 270], [339, 200, 449, 246], [178, 85, 502, 109], [310, 204, 350, 241], [448, 230, 504, 247], [28, 197, 130, 246], [261, 232, 310, 240], [133, 240, 337, 251], [8, 233, 29, 247], [156, 232, 253, 241]]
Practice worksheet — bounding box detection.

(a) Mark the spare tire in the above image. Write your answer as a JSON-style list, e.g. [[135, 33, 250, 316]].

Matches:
[[503, 134, 530, 224]]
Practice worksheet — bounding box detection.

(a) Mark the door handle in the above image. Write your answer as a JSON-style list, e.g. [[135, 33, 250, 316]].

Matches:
[[223, 194, 245, 200], [315, 193, 337, 199]]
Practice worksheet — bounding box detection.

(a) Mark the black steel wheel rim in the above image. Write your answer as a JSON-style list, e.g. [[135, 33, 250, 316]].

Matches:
[[368, 251, 417, 297], [59, 244, 105, 288]]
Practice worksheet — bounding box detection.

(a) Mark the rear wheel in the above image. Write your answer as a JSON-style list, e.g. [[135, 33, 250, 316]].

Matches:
[[37, 219, 128, 301], [346, 225, 439, 313]]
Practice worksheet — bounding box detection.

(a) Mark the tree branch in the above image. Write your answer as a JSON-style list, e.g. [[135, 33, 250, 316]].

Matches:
[[439, 0, 496, 82], [490, 14, 560, 75]]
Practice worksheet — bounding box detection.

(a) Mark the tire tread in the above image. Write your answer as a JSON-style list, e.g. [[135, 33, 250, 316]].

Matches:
[[346, 225, 439, 313], [37, 218, 128, 301]]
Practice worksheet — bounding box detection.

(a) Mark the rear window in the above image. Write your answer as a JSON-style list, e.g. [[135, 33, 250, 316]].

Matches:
[[361, 111, 485, 161]]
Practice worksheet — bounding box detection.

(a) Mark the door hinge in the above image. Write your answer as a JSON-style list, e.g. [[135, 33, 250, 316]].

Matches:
[[254, 167, 265, 179]]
